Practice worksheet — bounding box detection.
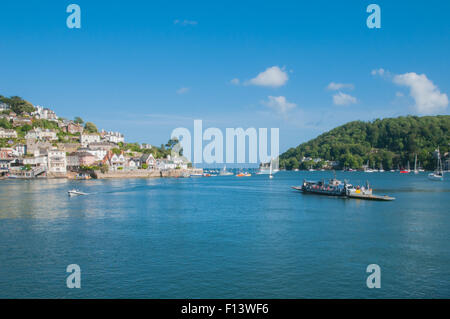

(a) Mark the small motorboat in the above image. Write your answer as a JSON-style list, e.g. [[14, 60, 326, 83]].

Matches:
[[236, 172, 251, 177], [68, 189, 88, 196]]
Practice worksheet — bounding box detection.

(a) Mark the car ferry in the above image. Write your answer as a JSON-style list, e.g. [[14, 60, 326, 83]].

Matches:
[[292, 174, 395, 201]]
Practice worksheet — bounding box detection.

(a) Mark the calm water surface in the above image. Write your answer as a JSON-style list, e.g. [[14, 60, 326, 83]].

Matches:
[[0, 171, 449, 298]]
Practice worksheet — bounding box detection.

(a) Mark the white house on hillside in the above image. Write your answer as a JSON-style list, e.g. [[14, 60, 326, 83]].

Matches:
[[33, 106, 58, 120], [102, 131, 124, 144], [0, 128, 18, 139], [25, 128, 57, 141], [0, 102, 10, 111], [80, 134, 101, 147]]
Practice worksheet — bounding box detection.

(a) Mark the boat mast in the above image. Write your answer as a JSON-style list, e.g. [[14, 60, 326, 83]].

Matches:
[[414, 153, 418, 173]]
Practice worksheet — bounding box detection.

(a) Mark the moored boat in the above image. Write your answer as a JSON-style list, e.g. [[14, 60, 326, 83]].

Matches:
[[428, 147, 444, 181], [400, 161, 411, 174], [256, 158, 279, 175], [236, 172, 251, 177], [219, 165, 234, 176]]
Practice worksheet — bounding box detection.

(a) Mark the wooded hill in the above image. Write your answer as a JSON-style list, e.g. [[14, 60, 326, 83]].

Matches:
[[280, 115, 450, 170]]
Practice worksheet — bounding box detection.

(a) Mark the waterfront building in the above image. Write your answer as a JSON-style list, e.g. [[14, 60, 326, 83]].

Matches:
[[126, 157, 140, 170], [156, 159, 176, 170], [0, 148, 14, 159], [77, 152, 97, 167], [13, 144, 27, 156], [23, 155, 48, 167], [47, 149, 67, 174], [0, 158, 12, 173], [66, 153, 80, 170], [171, 155, 189, 169], [102, 150, 126, 170], [140, 153, 156, 169]]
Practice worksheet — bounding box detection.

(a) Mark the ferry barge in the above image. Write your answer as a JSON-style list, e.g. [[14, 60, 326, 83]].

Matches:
[[292, 176, 395, 201]]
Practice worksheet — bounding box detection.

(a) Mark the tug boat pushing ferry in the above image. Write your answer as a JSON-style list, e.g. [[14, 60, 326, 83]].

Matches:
[[292, 173, 395, 201]]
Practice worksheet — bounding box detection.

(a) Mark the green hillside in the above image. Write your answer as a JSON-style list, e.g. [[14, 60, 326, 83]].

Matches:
[[280, 115, 450, 170]]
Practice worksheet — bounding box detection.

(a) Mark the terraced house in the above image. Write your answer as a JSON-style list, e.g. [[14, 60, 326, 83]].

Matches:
[[25, 128, 57, 141], [0, 128, 18, 139]]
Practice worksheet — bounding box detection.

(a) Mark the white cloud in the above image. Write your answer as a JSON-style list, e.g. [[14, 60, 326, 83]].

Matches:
[[395, 91, 404, 97], [176, 87, 190, 94], [371, 68, 385, 76], [247, 66, 288, 88], [332, 92, 357, 106], [230, 78, 240, 85], [393, 72, 448, 114], [174, 19, 198, 26], [262, 96, 296, 114], [327, 82, 354, 91]]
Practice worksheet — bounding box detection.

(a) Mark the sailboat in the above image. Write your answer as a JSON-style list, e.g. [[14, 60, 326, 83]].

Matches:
[[257, 158, 279, 175], [219, 165, 233, 176], [418, 162, 425, 172], [428, 148, 444, 181], [413, 154, 419, 174], [364, 160, 374, 173], [379, 163, 384, 172], [269, 160, 274, 179]]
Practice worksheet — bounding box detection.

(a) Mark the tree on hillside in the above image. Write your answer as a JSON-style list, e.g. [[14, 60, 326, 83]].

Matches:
[[0, 118, 12, 129], [84, 122, 98, 133], [74, 117, 84, 124], [111, 148, 121, 155], [165, 138, 179, 149], [0, 96, 34, 115], [32, 119, 59, 130]]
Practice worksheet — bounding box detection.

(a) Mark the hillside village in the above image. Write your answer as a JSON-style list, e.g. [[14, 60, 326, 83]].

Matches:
[[0, 95, 192, 179]]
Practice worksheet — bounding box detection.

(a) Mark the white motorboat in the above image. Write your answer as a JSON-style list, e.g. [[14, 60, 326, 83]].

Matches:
[[68, 189, 88, 196]]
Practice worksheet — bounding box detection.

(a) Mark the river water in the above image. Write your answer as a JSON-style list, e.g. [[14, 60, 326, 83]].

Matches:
[[0, 171, 449, 298]]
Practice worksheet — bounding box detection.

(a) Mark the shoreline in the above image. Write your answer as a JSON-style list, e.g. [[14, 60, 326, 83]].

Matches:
[[2, 168, 203, 180]]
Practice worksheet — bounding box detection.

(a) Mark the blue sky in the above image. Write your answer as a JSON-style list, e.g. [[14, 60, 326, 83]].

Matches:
[[0, 0, 449, 152]]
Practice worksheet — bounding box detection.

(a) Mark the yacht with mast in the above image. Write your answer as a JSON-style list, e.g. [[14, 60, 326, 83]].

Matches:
[[414, 154, 419, 174], [428, 148, 444, 181], [256, 158, 279, 175]]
